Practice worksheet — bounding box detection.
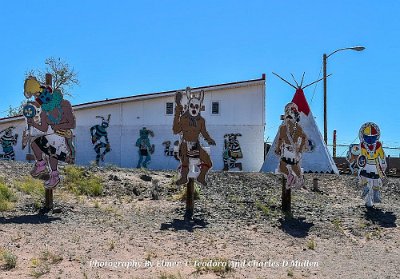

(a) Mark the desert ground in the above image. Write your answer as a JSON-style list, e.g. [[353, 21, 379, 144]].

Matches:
[[0, 160, 399, 279]]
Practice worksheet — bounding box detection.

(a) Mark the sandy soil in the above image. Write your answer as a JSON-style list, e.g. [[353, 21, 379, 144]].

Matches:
[[0, 161, 399, 279]]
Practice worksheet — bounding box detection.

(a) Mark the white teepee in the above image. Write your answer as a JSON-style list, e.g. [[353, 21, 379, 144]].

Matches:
[[261, 88, 339, 174]]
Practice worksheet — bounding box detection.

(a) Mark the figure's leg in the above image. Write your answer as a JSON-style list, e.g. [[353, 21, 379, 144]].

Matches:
[[291, 164, 304, 189], [101, 143, 111, 162], [45, 156, 60, 188], [235, 161, 243, 171], [373, 179, 382, 203], [143, 154, 151, 168], [223, 156, 229, 171], [197, 147, 212, 186], [30, 139, 48, 177], [176, 144, 189, 185], [365, 179, 374, 207], [94, 144, 102, 165], [137, 155, 143, 168]]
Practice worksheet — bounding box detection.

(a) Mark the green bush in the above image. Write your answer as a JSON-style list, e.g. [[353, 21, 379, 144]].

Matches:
[[0, 178, 17, 211], [1, 249, 17, 269], [64, 165, 103, 196], [14, 176, 44, 209]]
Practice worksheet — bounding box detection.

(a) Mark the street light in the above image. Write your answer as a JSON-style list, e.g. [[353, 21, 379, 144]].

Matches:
[[323, 46, 365, 144]]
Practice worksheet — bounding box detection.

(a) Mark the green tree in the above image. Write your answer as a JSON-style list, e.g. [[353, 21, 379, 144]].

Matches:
[[6, 57, 79, 117], [26, 57, 79, 97]]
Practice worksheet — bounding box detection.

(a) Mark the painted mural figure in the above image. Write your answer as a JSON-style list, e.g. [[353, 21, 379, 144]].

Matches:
[[162, 140, 179, 161], [358, 122, 387, 207], [173, 87, 215, 186], [23, 76, 76, 188], [346, 143, 361, 175], [0, 127, 18, 160], [223, 133, 243, 171], [275, 102, 307, 189], [90, 115, 111, 165], [136, 127, 155, 168]]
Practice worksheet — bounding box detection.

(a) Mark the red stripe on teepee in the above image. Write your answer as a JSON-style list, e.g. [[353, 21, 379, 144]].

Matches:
[[291, 88, 310, 116]]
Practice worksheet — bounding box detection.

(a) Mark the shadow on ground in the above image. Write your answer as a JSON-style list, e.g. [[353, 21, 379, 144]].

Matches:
[[364, 207, 397, 228], [0, 214, 61, 224], [278, 216, 314, 238], [160, 218, 209, 232]]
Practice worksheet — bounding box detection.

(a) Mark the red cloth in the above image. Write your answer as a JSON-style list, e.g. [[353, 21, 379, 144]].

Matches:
[[291, 88, 310, 116]]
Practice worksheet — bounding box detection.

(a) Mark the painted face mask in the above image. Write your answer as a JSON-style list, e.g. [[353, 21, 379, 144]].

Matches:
[[188, 98, 201, 117], [38, 87, 53, 105], [101, 121, 109, 128], [360, 123, 380, 145], [284, 102, 300, 123]]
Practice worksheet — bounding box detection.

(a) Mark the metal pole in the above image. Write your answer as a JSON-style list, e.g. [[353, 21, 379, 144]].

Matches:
[[323, 53, 328, 145]]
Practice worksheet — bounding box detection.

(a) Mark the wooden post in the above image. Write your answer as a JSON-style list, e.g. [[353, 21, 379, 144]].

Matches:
[[281, 176, 291, 212], [312, 177, 319, 192], [185, 178, 195, 219], [323, 53, 328, 145], [386, 155, 390, 175], [44, 73, 53, 210], [333, 130, 337, 158]]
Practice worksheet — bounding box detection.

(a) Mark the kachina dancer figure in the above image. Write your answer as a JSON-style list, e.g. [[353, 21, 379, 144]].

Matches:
[[346, 143, 361, 175], [357, 122, 387, 207], [0, 127, 18, 160], [173, 87, 215, 186], [23, 76, 76, 188], [223, 133, 243, 171], [275, 102, 308, 189], [90, 115, 111, 166], [136, 127, 155, 168], [162, 140, 179, 161]]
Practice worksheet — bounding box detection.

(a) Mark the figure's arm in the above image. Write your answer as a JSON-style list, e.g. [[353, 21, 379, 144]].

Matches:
[[27, 111, 49, 132], [275, 125, 284, 155], [53, 100, 76, 130], [200, 119, 216, 145], [377, 145, 387, 171], [135, 138, 141, 147], [172, 92, 183, 134], [297, 125, 307, 152]]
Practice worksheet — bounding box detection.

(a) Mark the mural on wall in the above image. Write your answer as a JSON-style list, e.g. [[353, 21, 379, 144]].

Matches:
[[90, 114, 111, 166], [358, 122, 387, 207], [135, 127, 155, 168], [346, 143, 361, 175], [223, 133, 243, 171], [0, 126, 18, 160], [162, 140, 179, 161], [172, 87, 216, 186], [275, 102, 308, 189], [22, 76, 76, 188]]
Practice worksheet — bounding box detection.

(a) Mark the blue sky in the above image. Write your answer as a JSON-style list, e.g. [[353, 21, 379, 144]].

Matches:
[[0, 1, 399, 156]]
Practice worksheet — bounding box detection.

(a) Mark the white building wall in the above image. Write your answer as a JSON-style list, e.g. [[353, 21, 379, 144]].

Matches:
[[0, 79, 265, 172]]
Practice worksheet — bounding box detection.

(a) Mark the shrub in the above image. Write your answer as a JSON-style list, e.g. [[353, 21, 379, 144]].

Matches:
[[64, 165, 103, 196], [0, 178, 17, 211], [14, 176, 44, 209], [1, 249, 17, 269]]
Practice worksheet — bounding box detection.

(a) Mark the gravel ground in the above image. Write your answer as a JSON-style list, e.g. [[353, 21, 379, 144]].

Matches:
[[0, 160, 399, 279]]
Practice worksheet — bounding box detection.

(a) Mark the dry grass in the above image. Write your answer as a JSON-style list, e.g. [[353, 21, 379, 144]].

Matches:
[[0, 177, 17, 211], [63, 165, 103, 196]]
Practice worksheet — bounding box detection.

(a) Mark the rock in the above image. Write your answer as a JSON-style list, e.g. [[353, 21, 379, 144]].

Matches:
[[140, 174, 152, 182], [132, 187, 141, 196]]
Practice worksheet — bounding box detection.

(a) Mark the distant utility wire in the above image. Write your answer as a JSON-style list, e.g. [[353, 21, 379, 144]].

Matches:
[[310, 67, 323, 104]]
